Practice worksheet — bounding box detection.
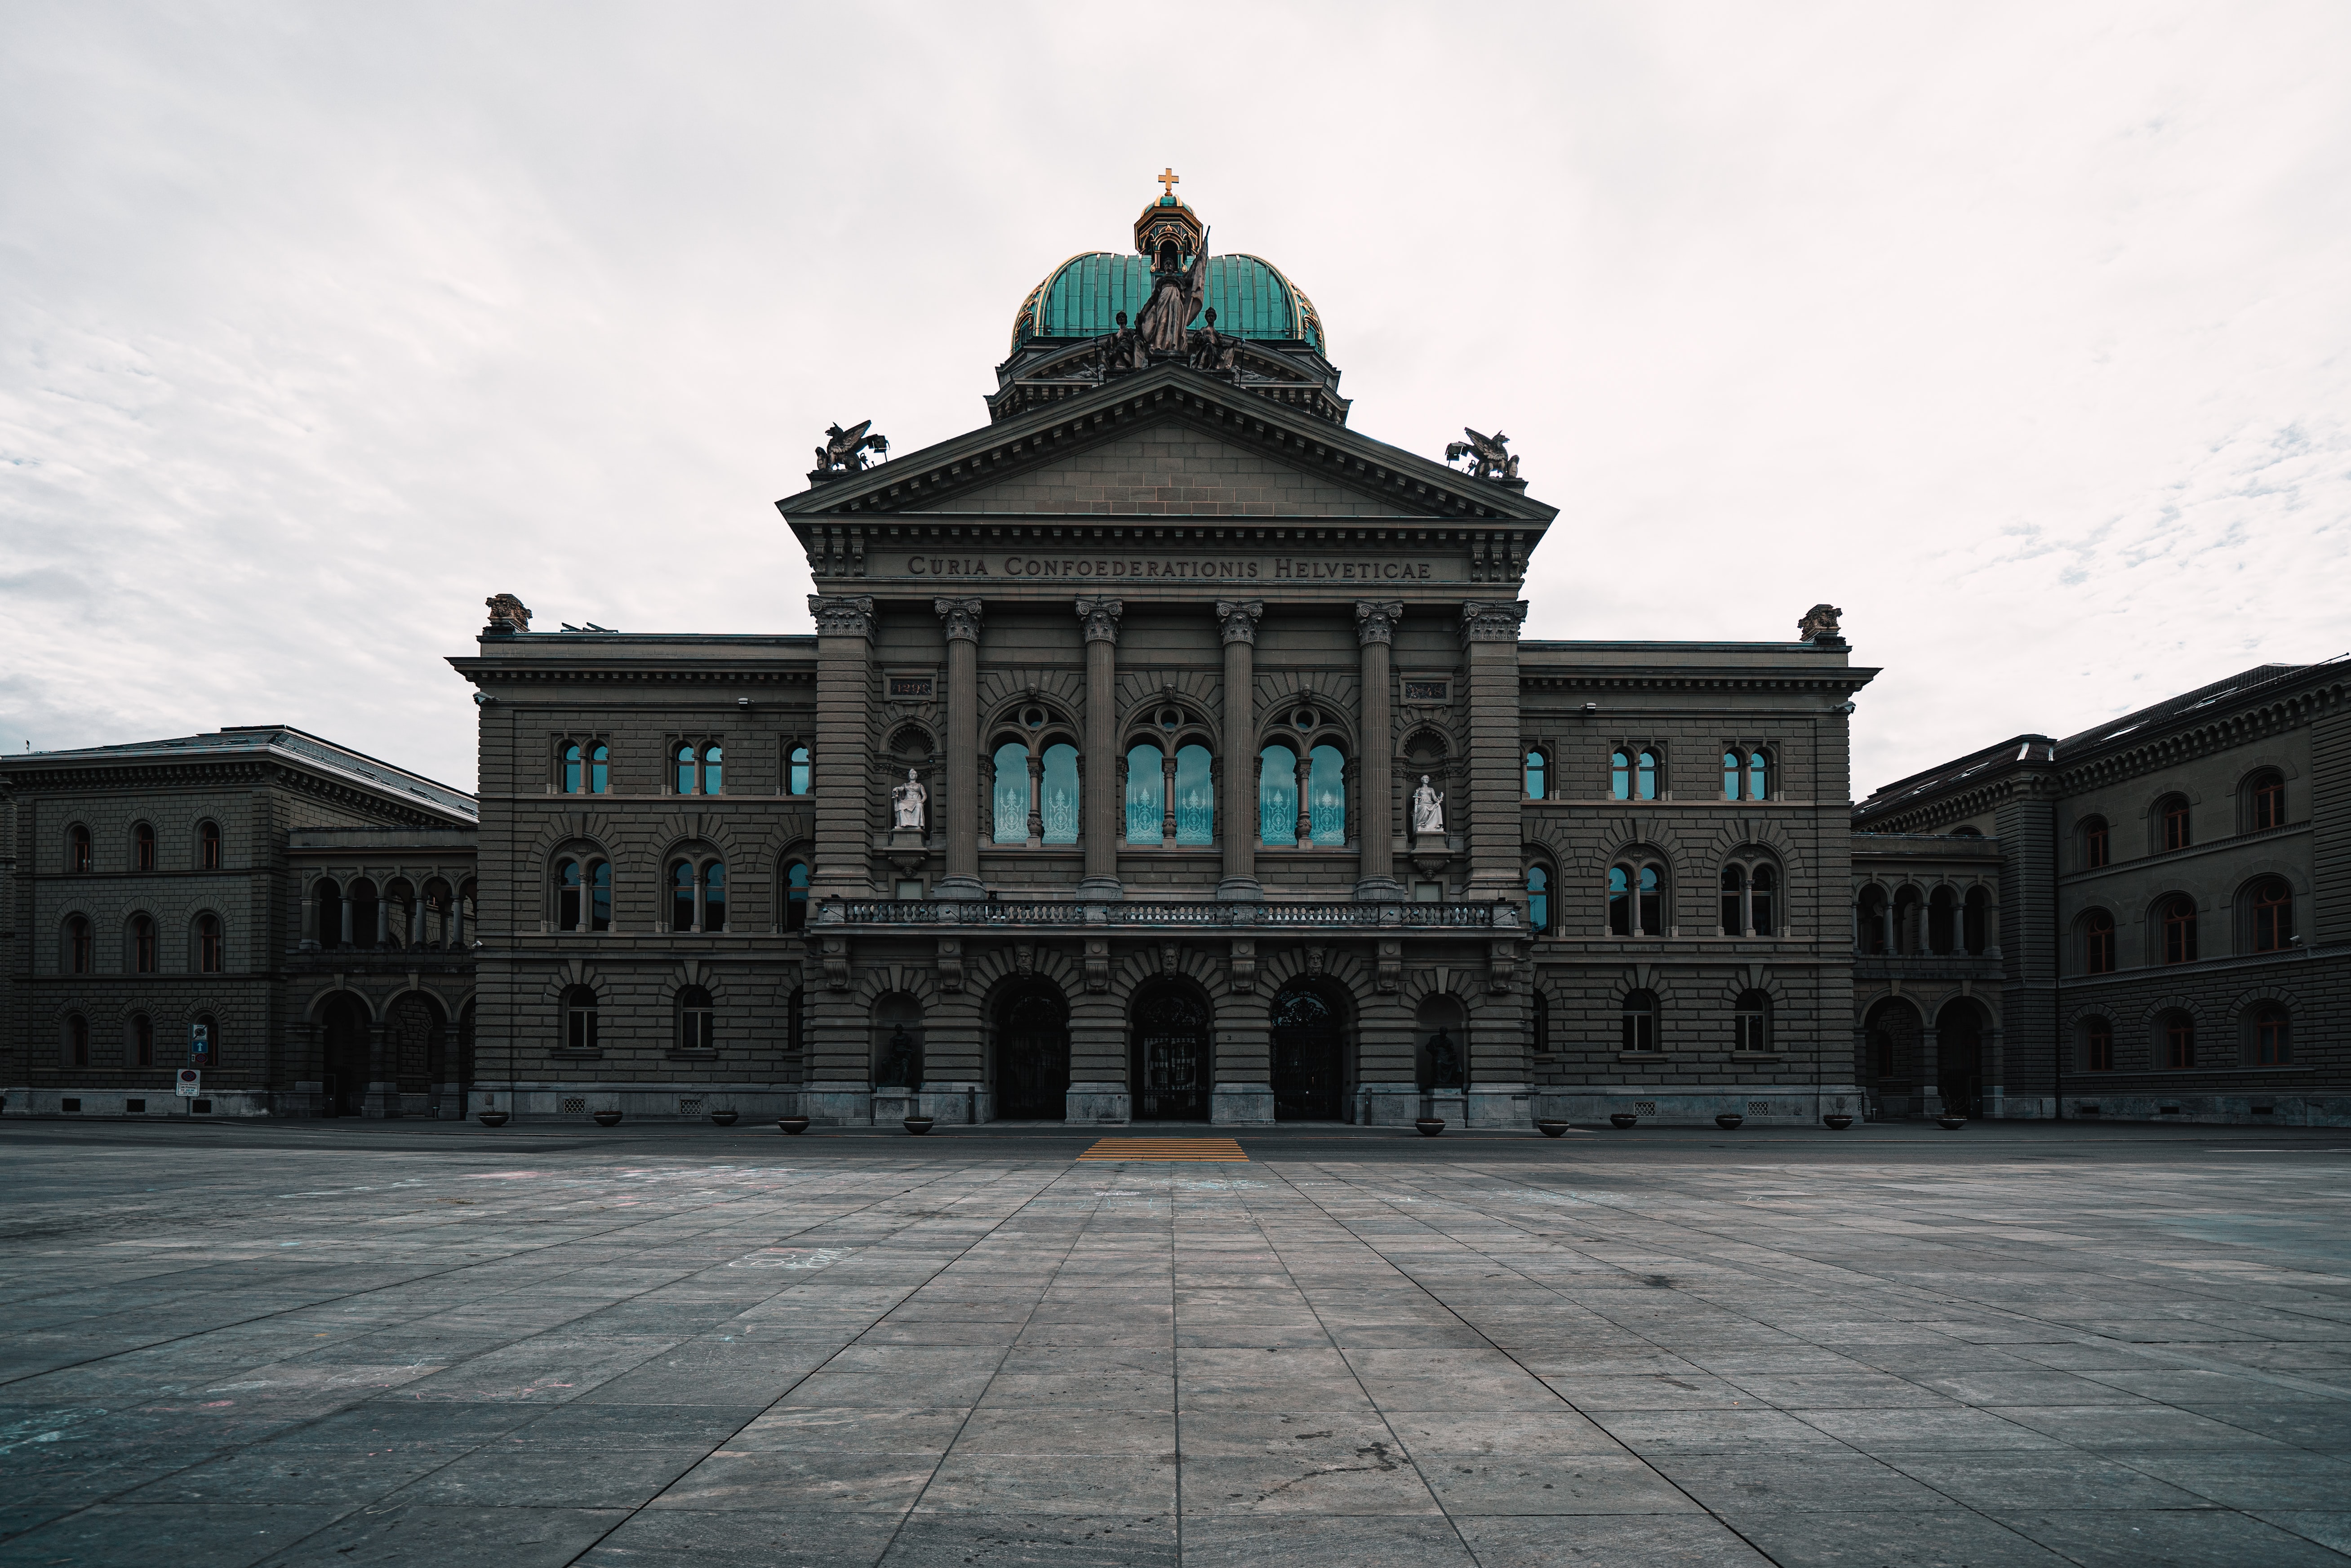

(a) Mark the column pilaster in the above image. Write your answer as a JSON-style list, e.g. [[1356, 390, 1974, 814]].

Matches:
[[1216, 599, 1263, 902], [1460, 600, 1529, 900], [1076, 597, 1124, 901], [1354, 600, 1403, 901], [809, 595, 878, 899], [935, 597, 985, 900]]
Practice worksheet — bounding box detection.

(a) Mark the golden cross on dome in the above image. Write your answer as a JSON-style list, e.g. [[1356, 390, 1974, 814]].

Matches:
[[1157, 167, 1180, 197]]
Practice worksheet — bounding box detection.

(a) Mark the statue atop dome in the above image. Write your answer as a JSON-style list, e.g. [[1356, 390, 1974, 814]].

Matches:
[[1134, 189, 1210, 356]]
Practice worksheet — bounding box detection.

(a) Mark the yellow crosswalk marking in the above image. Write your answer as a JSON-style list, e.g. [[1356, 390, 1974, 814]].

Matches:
[[1077, 1138, 1248, 1162]]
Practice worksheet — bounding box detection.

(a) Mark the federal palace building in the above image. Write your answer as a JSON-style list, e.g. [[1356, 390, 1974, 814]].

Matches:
[[8, 184, 2347, 1128]]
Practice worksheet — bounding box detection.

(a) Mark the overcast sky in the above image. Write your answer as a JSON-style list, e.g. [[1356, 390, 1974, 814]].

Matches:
[[4, 2, 2346, 798]]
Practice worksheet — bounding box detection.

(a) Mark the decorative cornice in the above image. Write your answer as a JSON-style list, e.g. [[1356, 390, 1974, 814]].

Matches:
[[933, 597, 984, 644], [1354, 600, 1403, 646], [1215, 599, 1264, 646], [1460, 600, 1529, 647], [1074, 597, 1123, 644], [809, 595, 876, 638]]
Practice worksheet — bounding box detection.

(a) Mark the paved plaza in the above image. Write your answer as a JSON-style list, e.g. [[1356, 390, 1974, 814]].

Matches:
[[3, 1120, 2351, 1567]]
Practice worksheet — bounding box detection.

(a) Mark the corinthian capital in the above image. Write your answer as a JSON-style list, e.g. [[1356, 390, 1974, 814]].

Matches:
[[808, 595, 875, 638], [1074, 597, 1124, 644], [1354, 600, 1404, 646], [1214, 599, 1264, 646], [1458, 600, 1529, 647], [933, 597, 984, 643]]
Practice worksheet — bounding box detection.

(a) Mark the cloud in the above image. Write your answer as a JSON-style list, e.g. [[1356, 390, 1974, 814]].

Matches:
[[1, 0, 2345, 796]]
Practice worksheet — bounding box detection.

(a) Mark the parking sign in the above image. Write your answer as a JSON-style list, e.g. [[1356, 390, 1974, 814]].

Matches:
[[176, 1069, 201, 1099]]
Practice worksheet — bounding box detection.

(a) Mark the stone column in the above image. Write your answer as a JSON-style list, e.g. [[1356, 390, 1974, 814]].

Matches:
[[340, 897, 355, 946], [1160, 751, 1178, 846], [934, 597, 985, 901], [301, 885, 319, 950], [1025, 754, 1044, 846], [1354, 601, 1403, 901], [808, 595, 878, 898], [1293, 751, 1313, 847], [1076, 597, 1124, 901], [1460, 601, 1529, 901], [1216, 599, 1263, 902]]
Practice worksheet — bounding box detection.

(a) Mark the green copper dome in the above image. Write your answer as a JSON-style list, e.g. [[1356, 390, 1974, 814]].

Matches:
[[1011, 252, 1326, 356]]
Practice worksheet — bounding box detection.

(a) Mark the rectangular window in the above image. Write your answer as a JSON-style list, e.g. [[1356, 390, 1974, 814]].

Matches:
[[2083, 1022, 2113, 1071], [2253, 1011, 2290, 1066], [2084, 822, 2108, 868], [2163, 802, 2191, 852]]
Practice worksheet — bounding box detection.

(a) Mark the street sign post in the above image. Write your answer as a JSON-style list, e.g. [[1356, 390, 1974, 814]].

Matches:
[[188, 1023, 212, 1066], [176, 1069, 201, 1099]]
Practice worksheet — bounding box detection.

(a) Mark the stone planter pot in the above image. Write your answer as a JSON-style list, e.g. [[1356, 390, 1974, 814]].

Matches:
[[1715, 1113, 1745, 1131], [1823, 1114, 1854, 1131], [777, 1116, 810, 1135], [1535, 1119, 1570, 1138], [1609, 1112, 1638, 1129], [709, 1110, 738, 1126], [1414, 1118, 1445, 1137], [904, 1117, 935, 1135], [1938, 1115, 1967, 1131], [592, 1110, 623, 1128], [477, 1110, 509, 1128]]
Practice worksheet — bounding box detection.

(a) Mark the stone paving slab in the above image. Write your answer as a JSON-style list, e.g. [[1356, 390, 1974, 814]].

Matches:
[[2, 1119, 2349, 1564]]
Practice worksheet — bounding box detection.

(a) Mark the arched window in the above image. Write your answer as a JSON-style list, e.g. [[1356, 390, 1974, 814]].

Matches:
[[2158, 1009, 2195, 1070], [564, 742, 582, 793], [1721, 749, 1771, 801], [1127, 743, 1165, 840], [67, 1014, 90, 1069], [676, 743, 700, 795], [1734, 990, 1772, 1053], [1525, 748, 1546, 800], [196, 914, 224, 973], [2159, 794, 2191, 853], [1525, 863, 1550, 936], [590, 741, 609, 793], [2249, 878, 2293, 953], [1611, 750, 1631, 800], [1307, 745, 1345, 844], [129, 915, 156, 974], [2247, 770, 2285, 832], [64, 915, 92, 974], [992, 742, 1030, 842], [1719, 859, 1776, 937], [2252, 1004, 2290, 1066], [555, 857, 612, 933], [2083, 909, 2115, 974], [788, 744, 813, 796], [1964, 887, 1991, 955], [677, 986, 715, 1052], [2160, 896, 2197, 964], [1174, 744, 1213, 844], [1259, 744, 1298, 845], [702, 742, 723, 795], [1040, 743, 1079, 844], [1609, 856, 1667, 937], [1928, 888, 1958, 954], [1722, 751, 1741, 800], [1856, 886, 1889, 955], [668, 857, 726, 932], [1636, 748, 1660, 800], [349, 879, 380, 947], [2080, 815, 2109, 870], [68, 825, 92, 874], [1748, 749, 1769, 802], [131, 1013, 154, 1068], [2079, 1016, 2114, 1072], [563, 985, 599, 1052], [560, 740, 611, 795], [1620, 990, 1658, 1053], [133, 823, 156, 872], [783, 860, 810, 932], [197, 820, 222, 869]]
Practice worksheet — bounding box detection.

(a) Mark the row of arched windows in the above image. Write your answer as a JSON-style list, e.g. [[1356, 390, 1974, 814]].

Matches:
[[552, 737, 814, 796], [1519, 747, 1778, 801], [62, 820, 222, 873], [60, 913, 222, 974], [2075, 1005, 2291, 1071], [2075, 879, 2293, 973], [311, 877, 475, 950], [988, 734, 1350, 847], [2075, 770, 2289, 869], [1521, 850, 1782, 939], [57, 1009, 215, 1070], [548, 853, 817, 933], [1855, 884, 1993, 956]]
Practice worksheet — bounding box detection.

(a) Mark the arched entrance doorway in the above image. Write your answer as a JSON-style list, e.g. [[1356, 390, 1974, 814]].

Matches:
[[1938, 999, 1984, 1118], [1271, 979, 1348, 1121], [320, 994, 369, 1116], [385, 992, 445, 1117], [1131, 980, 1211, 1122], [994, 981, 1069, 1120], [1862, 997, 1920, 1115]]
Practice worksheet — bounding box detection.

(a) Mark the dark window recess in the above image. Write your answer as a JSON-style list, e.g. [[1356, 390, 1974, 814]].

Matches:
[[2158, 1104, 2182, 1115], [62, 1098, 82, 1113], [126, 1099, 146, 1113], [192, 1099, 213, 1114]]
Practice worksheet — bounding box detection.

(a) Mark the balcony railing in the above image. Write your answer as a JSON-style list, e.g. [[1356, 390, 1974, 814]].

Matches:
[[821, 899, 1512, 930]]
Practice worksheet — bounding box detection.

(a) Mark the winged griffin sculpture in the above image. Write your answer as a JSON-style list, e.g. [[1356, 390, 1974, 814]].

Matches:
[[814, 420, 889, 474], [1445, 428, 1520, 483]]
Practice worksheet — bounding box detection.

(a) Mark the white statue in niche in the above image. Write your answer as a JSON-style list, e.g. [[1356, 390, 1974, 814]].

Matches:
[[1412, 775, 1444, 835], [891, 769, 927, 831]]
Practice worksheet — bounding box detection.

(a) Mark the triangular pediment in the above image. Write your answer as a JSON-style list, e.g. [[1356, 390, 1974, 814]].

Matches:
[[775, 363, 1557, 526]]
